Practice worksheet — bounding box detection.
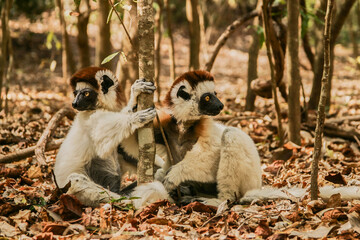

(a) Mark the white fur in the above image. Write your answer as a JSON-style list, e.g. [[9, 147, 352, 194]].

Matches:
[[169, 81, 216, 122], [163, 121, 262, 203], [54, 71, 158, 207], [76, 82, 94, 90], [132, 78, 261, 208], [95, 70, 121, 111]]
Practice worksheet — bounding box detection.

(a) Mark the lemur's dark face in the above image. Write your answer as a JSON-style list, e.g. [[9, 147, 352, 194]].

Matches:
[[198, 92, 224, 116], [72, 87, 98, 111], [170, 79, 224, 121]]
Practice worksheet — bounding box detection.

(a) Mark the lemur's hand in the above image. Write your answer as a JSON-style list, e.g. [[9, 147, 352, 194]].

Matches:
[[131, 79, 156, 98], [132, 107, 156, 124]]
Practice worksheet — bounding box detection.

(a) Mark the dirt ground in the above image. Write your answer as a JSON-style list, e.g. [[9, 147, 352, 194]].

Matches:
[[1, 12, 360, 239]]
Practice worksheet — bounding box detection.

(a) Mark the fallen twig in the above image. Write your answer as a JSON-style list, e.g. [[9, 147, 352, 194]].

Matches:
[[0, 139, 64, 164], [326, 115, 360, 124], [34, 106, 75, 165]]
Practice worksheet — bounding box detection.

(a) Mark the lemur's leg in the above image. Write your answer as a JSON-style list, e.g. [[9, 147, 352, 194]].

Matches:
[[66, 173, 123, 207], [163, 141, 219, 191], [217, 128, 262, 200]]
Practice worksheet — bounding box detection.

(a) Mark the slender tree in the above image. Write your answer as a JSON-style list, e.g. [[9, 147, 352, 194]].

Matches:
[[137, 0, 156, 184], [155, 0, 164, 102], [308, 0, 356, 110], [287, 0, 301, 145], [76, 0, 91, 68], [115, 0, 139, 94], [96, 0, 113, 69], [186, 0, 200, 70], [55, 0, 76, 80], [164, 0, 176, 81], [262, 0, 284, 146], [311, 0, 334, 200], [0, 0, 13, 112], [245, 1, 262, 111]]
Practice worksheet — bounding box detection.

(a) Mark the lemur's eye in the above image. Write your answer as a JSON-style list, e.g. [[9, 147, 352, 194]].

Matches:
[[85, 92, 90, 97], [205, 96, 210, 101]]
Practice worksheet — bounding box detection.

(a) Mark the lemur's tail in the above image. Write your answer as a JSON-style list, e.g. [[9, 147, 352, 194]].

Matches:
[[240, 186, 360, 204]]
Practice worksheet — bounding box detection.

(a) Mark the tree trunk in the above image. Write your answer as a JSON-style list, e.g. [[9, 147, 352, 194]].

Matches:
[[155, 0, 163, 102], [164, 0, 176, 81], [311, 0, 334, 200], [287, 0, 301, 145], [348, 12, 358, 58], [137, 0, 156, 184], [55, 0, 76, 81], [245, 1, 262, 111], [308, 0, 356, 110], [262, 0, 284, 146], [300, 0, 315, 71], [76, 0, 91, 68], [245, 28, 259, 111], [186, 0, 200, 70], [95, 0, 113, 70], [115, 0, 139, 95], [0, 0, 12, 111]]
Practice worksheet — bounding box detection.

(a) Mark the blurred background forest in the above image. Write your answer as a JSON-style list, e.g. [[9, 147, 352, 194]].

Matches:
[[2, 0, 360, 238]]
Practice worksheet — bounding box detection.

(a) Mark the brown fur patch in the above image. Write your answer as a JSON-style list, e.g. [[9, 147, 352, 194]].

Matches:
[[194, 118, 212, 138], [164, 70, 214, 106], [154, 110, 172, 128], [116, 84, 126, 107], [70, 66, 107, 91]]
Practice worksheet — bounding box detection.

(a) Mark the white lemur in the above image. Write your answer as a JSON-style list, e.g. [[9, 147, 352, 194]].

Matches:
[[54, 66, 162, 206], [132, 70, 262, 207], [132, 71, 360, 208]]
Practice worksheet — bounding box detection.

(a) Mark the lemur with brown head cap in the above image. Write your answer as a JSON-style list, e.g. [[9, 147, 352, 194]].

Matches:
[[132, 70, 262, 207], [54, 67, 162, 206]]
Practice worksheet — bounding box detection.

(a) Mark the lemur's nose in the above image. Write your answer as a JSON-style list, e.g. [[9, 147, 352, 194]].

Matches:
[[218, 103, 224, 110], [72, 102, 77, 108]]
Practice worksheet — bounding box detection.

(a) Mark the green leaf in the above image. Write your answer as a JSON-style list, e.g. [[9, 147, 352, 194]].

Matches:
[[101, 52, 120, 64], [129, 196, 140, 200], [107, 2, 121, 24], [46, 32, 54, 50], [74, 0, 81, 7]]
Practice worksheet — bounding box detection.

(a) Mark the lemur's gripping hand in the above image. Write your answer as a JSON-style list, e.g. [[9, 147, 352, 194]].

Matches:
[[131, 107, 156, 126], [131, 78, 156, 98]]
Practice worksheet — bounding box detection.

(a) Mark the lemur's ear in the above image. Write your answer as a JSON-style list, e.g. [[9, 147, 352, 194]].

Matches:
[[177, 85, 191, 100], [101, 75, 114, 94]]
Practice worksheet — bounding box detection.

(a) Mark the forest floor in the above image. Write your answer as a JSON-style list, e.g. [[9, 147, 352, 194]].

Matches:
[[1, 13, 360, 239]]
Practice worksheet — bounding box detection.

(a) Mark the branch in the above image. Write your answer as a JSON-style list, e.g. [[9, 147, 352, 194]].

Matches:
[[205, 10, 258, 72], [108, 0, 134, 47], [0, 139, 64, 164], [310, 0, 334, 200], [34, 106, 75, 165]]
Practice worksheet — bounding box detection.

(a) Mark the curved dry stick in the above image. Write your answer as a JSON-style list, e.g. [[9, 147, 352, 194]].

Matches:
[[205, 10, 258, 72], [34, 106, 75, 165], [0, 139, 64, 164]]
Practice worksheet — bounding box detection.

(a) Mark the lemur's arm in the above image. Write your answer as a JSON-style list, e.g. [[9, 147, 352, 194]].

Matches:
[[87, 108, 156, 160], [87, 79, 156, 159]]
